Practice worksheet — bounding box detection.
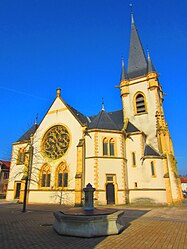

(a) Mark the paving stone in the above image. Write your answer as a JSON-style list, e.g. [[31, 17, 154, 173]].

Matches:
[[0, 201, 187, 249]]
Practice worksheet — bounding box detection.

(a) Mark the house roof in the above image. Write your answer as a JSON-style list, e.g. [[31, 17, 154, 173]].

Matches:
[[144, 144, 160, 157], [17, 124, 38, 142], [180, 177, 187, 183], [0, 160, 10, 169]]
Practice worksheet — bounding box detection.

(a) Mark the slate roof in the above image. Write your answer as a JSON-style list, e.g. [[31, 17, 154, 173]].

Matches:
[[16, 107, 141, 141], [88, 110, 121, 131], [125, 122, 140, 133], [147, 52, 156, 73], [120, 57, 129, 81], [107, 110, 124, 130], [127, 14, 148, 79], [17, 124, 38, 142], [144, 144, 160, 157], [67, 104, 89, 126]]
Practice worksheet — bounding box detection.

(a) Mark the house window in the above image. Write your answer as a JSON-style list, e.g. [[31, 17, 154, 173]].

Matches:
[[132, 152, 136, 166], [151, 161, 156, 177], [103, 138, 115, 156], [40, 164, 51, 188], [136, 93, 146, 114], [4, 172, 9, 179], [56, 164, 68, 188]]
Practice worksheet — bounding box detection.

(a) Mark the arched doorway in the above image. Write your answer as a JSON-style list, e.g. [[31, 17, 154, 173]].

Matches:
[[106, 183, 115, 204]]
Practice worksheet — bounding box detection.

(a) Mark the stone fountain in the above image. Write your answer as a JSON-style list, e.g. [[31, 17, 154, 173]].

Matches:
[[53, 183, 124, 237]]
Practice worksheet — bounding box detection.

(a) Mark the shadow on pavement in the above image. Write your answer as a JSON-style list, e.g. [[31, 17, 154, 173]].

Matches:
[[0, 203, 150, 249]]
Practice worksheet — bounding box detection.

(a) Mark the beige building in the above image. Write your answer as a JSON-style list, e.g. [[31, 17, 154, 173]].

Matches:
[[7, 14, 183, 205]]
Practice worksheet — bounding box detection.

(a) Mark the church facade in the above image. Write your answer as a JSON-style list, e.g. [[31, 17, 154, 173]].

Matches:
[[7, 14, 183, 205]]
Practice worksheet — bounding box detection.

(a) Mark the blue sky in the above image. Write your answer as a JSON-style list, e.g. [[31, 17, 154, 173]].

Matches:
[[0, 0, 186, 175]]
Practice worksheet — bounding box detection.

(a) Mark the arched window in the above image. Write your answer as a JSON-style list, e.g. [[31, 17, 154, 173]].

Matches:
[[103, 138, 115, 156], [109, 139, 115, 156], [56, 163, 68, 188], [103, 138, 108, 156], [135, 93, 146, 114], [40, 164, 51, 188]]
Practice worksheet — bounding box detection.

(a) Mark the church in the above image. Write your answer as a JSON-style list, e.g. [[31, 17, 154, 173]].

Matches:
[[7, 13, 183, 206]]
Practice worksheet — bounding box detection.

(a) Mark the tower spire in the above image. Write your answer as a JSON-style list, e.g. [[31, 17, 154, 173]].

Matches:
[[120, 56, 129, 81], [147, 50, 156, 73], [128, 9, 147, 79]]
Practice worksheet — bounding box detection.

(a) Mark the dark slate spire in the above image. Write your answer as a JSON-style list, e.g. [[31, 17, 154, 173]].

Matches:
[[147, 51, 156, 73], [128, 13, 147, 79], [120, 56, 129, 81]]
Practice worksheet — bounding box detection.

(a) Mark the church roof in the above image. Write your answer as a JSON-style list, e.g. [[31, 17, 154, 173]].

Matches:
[[88, 109, 121, 131], [107, 110, 124, 130], [127, 14, 148, 79], [144, 144, 160, 157], [125, 121, 140, 133], [17, 124, 38, 142], [67, 104, 90, 126]]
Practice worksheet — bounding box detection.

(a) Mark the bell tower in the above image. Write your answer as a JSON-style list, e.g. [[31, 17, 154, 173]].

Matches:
[[120, 13, 163, 150], [120, 12, 183, 203]]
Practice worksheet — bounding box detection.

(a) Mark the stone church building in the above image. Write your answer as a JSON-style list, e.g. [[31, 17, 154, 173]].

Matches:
[[7, 14, 183, 206]]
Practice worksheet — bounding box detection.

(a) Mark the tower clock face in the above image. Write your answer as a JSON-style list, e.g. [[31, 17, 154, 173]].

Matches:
[[42, 125, 70, 160]]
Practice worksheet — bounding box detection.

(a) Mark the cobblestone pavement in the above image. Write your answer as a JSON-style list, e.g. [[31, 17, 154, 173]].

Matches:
[[0, 201, 187, 249]]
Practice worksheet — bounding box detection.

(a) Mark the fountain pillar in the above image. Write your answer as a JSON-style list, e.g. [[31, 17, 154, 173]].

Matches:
[[83, 183, 95, 211]]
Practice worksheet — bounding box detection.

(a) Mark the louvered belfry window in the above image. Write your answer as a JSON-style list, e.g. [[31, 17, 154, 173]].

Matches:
[[136, 94, 146, 113]]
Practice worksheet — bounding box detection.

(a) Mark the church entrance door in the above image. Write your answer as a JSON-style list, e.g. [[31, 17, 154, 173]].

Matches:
[[106, 183, 115, 204]]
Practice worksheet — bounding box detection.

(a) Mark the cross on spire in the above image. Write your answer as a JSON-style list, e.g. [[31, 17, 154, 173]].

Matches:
[[102, 98, 105, 111]]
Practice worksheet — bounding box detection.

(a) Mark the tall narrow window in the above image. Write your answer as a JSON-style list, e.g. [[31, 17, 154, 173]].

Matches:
[[63, 173, 68, 187], [56, 163, 68, 188], [103, 138, 108, 156], [136, 94, 146, 114], [17, 148, 26, 165], [58, 173, 63, 187], [109, 139, 115, 156], [151, 161, 156, 177], [40, 164, 51, 188], [132, 152, 136, 166]]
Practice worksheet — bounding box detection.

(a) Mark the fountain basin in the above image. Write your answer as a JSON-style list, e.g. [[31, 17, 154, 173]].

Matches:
[[53, 208, 124, 237]]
